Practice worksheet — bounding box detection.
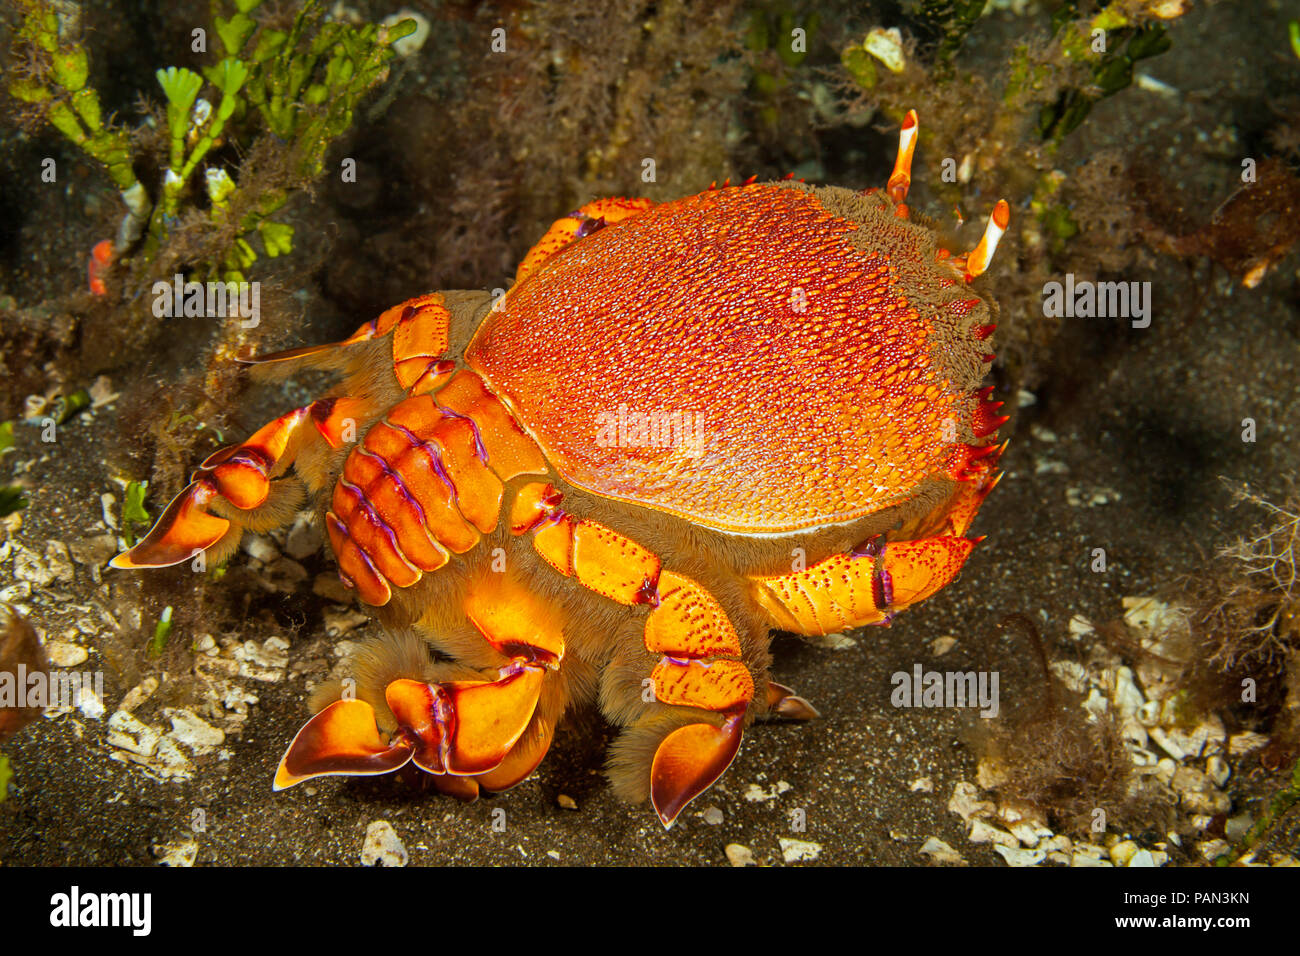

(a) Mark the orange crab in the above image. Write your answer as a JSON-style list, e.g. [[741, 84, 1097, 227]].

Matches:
[[113, 111, 1010, 827]]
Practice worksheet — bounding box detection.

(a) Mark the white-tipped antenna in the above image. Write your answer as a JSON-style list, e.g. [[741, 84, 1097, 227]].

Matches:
[[963, 200, 1010, 281], [887, 109, 919, 207]]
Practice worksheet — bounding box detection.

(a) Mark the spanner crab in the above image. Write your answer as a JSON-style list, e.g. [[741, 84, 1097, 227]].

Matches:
[[114, 111, 1011, 827]]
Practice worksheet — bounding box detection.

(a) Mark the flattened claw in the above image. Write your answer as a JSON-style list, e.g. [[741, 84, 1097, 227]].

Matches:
[[274, 699, 414, 790], [109, 483, 229, 569], [650, 714, 744, 828], [443, 666, 545, 775]]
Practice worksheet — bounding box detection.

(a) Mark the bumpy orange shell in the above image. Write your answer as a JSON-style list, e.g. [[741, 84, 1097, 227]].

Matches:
[[467, 181, 994, 534]]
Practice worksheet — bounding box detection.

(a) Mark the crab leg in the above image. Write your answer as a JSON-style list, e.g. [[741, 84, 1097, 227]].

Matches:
[[514, 197, 655, 286], [114, 294, 463, 572], [110, 397, 366, 569], [238, 293, 455, 396], [751, 536, 973, 635], [507, 483, 755, 826], [751, 440, 1005, 635], [324, 371, 548, 606], [643, 571, 754, 827], [273, 698, 416, 788]]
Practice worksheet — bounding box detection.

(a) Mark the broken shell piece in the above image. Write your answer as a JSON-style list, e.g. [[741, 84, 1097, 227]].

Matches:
[[1110, 666, 1145, 719], [968, 819, 1018, 848], [1206, 755, 1230, 788], [1228, 731, 1268, 755], [1110, 840, 1139, 865], [994, 845, 1045, 867], [919, 836, 967, 865], [948, 781, 996, 823]]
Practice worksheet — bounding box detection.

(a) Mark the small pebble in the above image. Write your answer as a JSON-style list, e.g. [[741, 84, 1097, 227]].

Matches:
[[725, 843, 755, 867], [284, 514, 323, 559], [929, 636, 957, 656], [1224, 813, 1253, 842], [118, 676, 159, 712], [1198, 839, 1230, 863], [45, 641, 88, 667], [557, 793, 577, 810], [968, 819, 1018, 848], [242, 534, 279, 564], [1110, 840, 1139, 866]]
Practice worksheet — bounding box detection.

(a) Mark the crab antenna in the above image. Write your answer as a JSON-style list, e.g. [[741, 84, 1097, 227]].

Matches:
[[887, 110, 919, 205], [963, 200, 1010, 282]]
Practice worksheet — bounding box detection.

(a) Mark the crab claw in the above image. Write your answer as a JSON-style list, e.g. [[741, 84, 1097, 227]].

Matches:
[[108, 482, 229, 569], [383, 665, 546, 777], [273, 699, 415, 790], [650, 713, 745, 828], [441, 666, 546, 775]]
